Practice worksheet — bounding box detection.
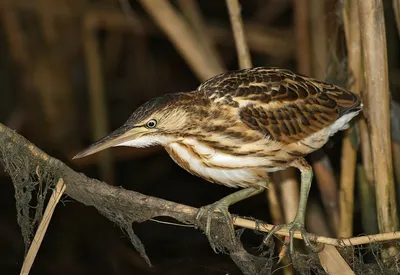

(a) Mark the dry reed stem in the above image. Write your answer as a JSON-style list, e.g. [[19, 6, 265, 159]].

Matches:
[[318, 245, 355, 275], [338, 136, 357, 236], [358, 119, 374, 184], [294, 0, 311, 75], [177, 0, 226, 72], [309, 0, 327, 79], [19, 178, 66, 275], [138, 0, 223, 81], [83, 16, 115, 184], [357, 0, 399, 236], [338, 0, 362, 238], [225, 0, 252, 69]]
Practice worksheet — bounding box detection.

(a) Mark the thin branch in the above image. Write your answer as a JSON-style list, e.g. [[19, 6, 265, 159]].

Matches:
[[226, 0, 252, 68]]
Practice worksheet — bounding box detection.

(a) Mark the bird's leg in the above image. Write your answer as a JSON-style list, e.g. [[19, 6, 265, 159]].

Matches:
[[196, 186, 265, 252], [264, 159, 321, 254]]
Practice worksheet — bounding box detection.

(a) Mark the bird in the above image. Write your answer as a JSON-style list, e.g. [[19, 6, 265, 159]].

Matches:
[[73, 67, 362, 253]]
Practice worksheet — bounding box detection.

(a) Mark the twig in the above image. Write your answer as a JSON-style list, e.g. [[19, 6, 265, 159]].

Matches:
[[1, 123, 400, 252], [19, 178, 66, 275], [225, 0, 252, 68], [138, 0, 224, 81]]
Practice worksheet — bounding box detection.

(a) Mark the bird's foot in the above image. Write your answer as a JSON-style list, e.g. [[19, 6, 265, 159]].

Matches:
[[195, 201, 235, 252], [263, 220, 323, 255]]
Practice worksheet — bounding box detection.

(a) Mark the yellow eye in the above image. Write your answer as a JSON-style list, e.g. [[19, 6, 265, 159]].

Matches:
[[146, 119, 157, 129]]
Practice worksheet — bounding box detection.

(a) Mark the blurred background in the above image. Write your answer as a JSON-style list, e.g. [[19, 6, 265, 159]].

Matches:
[[0, 0, 399, 274]]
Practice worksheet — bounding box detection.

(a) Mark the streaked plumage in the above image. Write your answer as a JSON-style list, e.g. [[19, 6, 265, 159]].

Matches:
[[74, 67, 362, 253]]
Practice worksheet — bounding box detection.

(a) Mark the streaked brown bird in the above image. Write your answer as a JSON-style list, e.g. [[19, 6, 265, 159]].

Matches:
[[74, 67, 362, 253]]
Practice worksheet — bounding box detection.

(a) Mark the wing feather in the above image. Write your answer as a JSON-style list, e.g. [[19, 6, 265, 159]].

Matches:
[[198, 67, 361, 144]]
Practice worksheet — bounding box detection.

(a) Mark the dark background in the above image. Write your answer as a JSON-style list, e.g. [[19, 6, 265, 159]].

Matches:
[[0, 0, 399, 274]]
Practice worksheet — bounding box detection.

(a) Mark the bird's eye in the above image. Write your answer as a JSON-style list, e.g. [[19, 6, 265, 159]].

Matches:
[[146, 119, 157, 129]]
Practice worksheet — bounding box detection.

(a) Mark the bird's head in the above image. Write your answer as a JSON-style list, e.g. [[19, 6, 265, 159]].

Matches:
[[73, 93, 194, 159]]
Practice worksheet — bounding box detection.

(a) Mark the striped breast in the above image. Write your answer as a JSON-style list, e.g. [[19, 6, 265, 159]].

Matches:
[[164, 140, 271, 189]]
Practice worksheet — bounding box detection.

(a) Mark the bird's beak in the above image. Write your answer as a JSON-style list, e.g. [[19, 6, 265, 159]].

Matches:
[[73, 126, 141, 159]]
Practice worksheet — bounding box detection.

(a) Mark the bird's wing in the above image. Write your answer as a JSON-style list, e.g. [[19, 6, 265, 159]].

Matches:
[[199, 67, 361, 144]]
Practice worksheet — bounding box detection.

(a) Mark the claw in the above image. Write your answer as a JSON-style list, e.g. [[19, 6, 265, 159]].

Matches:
[[195, 201, 235, 252], [264, 221, 323, 254]]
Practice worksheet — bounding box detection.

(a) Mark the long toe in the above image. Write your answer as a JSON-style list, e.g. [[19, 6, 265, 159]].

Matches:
[[264, 222, 322, 254], [287, 222, 322, 254], [198, 202, 236, 252], [299, 229, 323, 253], [263, 224, 282, 245]]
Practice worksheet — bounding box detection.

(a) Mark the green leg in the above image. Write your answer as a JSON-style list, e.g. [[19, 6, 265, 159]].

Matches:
[[264, 159, 321, 254], [196, 186, 265, 252]]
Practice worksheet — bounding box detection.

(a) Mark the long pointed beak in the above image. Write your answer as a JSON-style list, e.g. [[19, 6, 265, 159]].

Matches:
[[73, 126, 138, 159]]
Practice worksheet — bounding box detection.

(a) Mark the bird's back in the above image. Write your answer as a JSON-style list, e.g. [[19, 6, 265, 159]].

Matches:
[[197, 67, 362, 144]]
